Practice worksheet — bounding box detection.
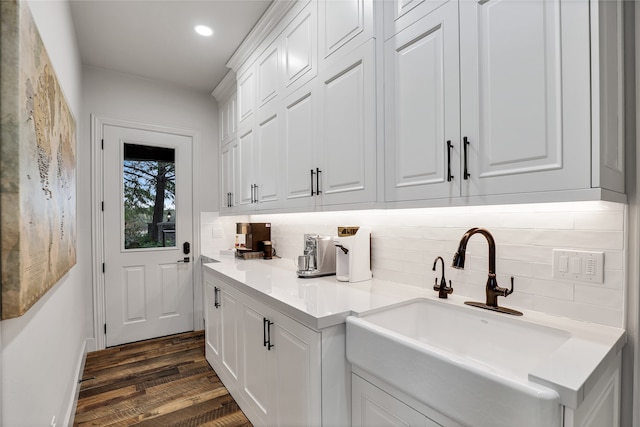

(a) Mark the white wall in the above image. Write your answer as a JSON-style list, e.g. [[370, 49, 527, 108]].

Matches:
[[1, 1, 89, 426], [82, 66, 219, 213]]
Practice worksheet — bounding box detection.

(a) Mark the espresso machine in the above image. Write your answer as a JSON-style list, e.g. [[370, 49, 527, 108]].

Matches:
[[296, 234, 336, 277]]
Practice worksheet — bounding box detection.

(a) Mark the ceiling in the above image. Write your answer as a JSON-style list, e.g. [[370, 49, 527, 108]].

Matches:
[[69, 0, 273, 94]]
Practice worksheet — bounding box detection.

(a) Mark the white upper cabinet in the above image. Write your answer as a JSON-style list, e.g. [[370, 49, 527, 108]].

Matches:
[[318, 39, 377, 206], [219, 92, 237, 146], [592, 0, 625, 193], [384, 0, 624, 203], [255, 107, 282, 209], [283, 83, 317, 209], [319, 0, 374, 62], [383, 0, 448, 40], [283, 2, 318, 92], [238, 65, 257, 127], [237, 127, 256, 210], [384, 2, 460, 202], [220, 138, 238, 213], [213, 0, 625, 213], [460, 0, 590, 197], [257, 43, 281, 110]]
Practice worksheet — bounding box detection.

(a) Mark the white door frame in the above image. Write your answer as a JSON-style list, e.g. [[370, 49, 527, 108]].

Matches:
[[91, 114, 202, 350]]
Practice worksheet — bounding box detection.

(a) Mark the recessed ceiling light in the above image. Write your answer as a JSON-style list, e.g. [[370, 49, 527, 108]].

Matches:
[[195, 25, 213, 37]]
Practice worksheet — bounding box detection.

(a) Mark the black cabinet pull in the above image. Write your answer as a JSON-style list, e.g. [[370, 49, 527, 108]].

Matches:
[[316, 168, 322, 194], [229, 192, 233, 207], [446, 141, 454, 182], [263, 317, 274, 350], [263, 317, 268, 346], [463, 137, 470, 180], [310, 169, 315, 196], [250, 184, 259, 203], [214, 287, 220, 308], [267, 319, 273, 350]]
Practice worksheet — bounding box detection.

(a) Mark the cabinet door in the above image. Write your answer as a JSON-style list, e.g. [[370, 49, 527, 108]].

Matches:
[[256, 109, 282, 209], [319, 0, 373, 62], [220, 139, 238, 213], [203, 279, 221, 365], [257, 43, 281, 111], [220, 285, 241, 382], [384, 2, 459, 202], [283, 2, 317, 93], [459, 0, 590, 197], [220, 97, 230, 143], [237, 127, 256, 210], [383, 0, 448, 40], [241, 297, 275, 427], [352, 374, 437, 427], [238, 66, 256, 127], [318, 39, 377, 206], [283, 84, 317, 209], [203, 275, 241, 387], [271, 310, 321, 427], [220, 93, 237, 146]]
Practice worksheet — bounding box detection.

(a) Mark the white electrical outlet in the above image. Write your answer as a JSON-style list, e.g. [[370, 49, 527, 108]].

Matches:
[[552, 249, 604, 283]]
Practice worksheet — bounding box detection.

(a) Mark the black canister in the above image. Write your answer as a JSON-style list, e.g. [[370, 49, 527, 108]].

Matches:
[[263, 241, 273, 259]]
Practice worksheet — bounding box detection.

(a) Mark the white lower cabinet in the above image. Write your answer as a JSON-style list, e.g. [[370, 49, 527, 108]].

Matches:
[[204, 277, 241, 385], [204, 268, 322, 427]]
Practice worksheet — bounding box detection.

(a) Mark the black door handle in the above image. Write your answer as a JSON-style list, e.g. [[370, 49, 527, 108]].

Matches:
[[316, 168, 322, 194], [463, 137, 470, 180], [214, 287, 220, 308], [263, 317, 274, 350], [310, 169, 315, 196], [446, 141, 454, 182]]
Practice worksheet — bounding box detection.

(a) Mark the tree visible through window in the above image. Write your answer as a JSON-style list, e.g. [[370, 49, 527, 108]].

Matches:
[[123, 143, 176, 249]]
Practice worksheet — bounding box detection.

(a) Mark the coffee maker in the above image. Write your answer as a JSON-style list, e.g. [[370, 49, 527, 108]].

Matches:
[[296, 234, 336, 277], [333, 226, 372, 283], [235, 223, 271, 259]]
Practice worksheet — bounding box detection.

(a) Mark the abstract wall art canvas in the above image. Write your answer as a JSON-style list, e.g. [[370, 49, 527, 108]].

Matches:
[[0, 0, 77, 319]]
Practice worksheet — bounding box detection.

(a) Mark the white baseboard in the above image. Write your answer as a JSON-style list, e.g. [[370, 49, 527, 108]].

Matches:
[[62, 338, 91, 426]]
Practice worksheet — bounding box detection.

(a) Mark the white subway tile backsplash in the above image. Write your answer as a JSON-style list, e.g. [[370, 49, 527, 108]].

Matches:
[[202, 201, 626, 327], [574, 284, 624, 308]]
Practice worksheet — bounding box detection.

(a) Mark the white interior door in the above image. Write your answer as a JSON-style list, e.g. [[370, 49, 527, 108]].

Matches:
[[103, 124, 193, 347]]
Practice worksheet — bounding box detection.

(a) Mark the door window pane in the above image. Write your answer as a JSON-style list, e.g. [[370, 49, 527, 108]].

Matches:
[[123, 143, 176, 249]]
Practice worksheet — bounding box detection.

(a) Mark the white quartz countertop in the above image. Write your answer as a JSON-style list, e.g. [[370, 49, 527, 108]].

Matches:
[[202, 253, 626, 408], [203, 254, 428, 330]]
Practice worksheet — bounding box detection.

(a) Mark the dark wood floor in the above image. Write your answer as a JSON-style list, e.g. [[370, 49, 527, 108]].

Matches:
[[74, 331, 253, 427]]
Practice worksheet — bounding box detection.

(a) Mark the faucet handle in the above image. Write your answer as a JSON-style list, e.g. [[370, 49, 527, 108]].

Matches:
[[504, 276, 514, 296], [434, 278, 453, 298]]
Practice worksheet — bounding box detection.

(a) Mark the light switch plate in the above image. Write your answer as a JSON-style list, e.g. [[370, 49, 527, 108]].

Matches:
[[552, 249, 604, 283]]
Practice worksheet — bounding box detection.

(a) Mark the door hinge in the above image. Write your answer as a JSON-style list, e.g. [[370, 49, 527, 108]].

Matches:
[[102, 263, 105, 273], [101, 139, 104, 150], [104, 323, 107, 334]]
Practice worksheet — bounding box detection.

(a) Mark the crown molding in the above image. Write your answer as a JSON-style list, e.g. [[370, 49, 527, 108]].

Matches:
[[226, 0, 297, 71], [211, 69, 237, 101]]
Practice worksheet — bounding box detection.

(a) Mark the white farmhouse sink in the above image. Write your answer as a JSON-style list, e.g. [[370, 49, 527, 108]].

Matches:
[[346, 298, 570, 427]]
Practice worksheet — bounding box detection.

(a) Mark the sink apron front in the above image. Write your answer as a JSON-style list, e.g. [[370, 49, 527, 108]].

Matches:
[[347, 316, 562, 427]]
